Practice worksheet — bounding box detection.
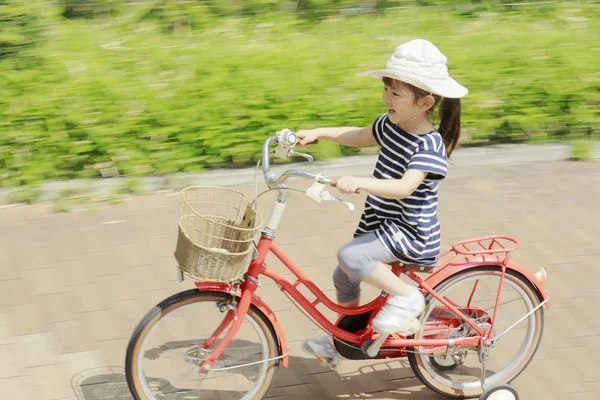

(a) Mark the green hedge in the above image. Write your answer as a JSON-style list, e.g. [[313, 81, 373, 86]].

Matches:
[[1, 1, 599, 188]]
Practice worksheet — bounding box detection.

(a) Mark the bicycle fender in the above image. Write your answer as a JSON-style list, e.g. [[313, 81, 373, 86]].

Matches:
[[423, 256, 550, 309], [193, 281, 289, 367]]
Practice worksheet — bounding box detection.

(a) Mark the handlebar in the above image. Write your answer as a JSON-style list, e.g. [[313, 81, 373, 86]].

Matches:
[[261, 130, 333, 189], [260, 130, 355, 211], [271, 169, 333, 187], [261, 136, 278, 185]]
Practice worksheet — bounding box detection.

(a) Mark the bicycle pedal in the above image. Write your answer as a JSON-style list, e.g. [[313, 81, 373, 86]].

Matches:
[[315, 356, 339, 370]]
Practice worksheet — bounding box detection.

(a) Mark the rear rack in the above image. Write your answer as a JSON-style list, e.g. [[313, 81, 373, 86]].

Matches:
[[438, 236, 519, 267], [452, 236, 518, 256]]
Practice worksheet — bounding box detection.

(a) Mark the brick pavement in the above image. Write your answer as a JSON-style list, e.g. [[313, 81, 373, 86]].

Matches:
[[0, 160, 599, 399]]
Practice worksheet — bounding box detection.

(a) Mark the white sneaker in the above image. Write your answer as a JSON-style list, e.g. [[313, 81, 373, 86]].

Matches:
[[372, 288, 426, 335], [302, 335, 340, 369]]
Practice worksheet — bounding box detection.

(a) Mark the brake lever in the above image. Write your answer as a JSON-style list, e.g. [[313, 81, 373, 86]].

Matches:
[[305, 182, 355, 211], [288, 150, 313, 162], [274, 144, 315, 164]]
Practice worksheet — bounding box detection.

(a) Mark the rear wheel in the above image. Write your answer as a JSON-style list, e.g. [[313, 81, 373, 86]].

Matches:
[[408, 268, 544, 399], [125, 289, 280, 400]]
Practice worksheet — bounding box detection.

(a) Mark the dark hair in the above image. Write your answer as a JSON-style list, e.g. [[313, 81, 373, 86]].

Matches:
[[382, 77, 462, 157]]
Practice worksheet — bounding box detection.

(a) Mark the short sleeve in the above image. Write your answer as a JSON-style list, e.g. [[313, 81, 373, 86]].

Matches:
[[408, 133, 448, 181], [371, 114, 387, 146]]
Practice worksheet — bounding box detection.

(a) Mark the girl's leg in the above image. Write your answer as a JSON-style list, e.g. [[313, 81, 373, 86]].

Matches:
[[303, 232, 425, 366], [303, 233, 392, 364], [333, 266, 360, 317], [363, 262, 413, 297], [336, 234, 425, 335], [339, 299, 360, 308], [302, 266, 356, 366], [365, 262, 425, 335]]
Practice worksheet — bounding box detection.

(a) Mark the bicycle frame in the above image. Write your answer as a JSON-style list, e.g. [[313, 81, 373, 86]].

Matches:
[[197, 231, 548, 372], [196, 133, 550, 372]]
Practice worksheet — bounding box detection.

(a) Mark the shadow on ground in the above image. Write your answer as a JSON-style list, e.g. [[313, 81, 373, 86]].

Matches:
[[69, 355, 485, 399]]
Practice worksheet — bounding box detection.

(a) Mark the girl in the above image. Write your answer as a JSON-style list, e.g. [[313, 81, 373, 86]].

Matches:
[[296, 39, 468, 366]]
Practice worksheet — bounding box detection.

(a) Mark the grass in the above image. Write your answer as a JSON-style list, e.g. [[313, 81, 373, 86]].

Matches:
[[1, 2, 598, 197]]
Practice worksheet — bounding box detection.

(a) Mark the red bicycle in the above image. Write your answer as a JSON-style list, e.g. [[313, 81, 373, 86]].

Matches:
[[125, 129, 550, 400]]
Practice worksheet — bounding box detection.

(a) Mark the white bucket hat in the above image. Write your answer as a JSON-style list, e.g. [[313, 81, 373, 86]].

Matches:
[[367, 39, 468, 99]]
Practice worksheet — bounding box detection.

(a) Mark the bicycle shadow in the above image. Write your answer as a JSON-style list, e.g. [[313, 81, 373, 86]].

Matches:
[[70, 366, 132, 400], [268, 355, 488, 400], [70, 338, 266, 400], [69, 339, 490, 400]]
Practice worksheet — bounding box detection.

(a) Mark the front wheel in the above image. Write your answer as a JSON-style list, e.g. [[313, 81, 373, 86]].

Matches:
[[125, 289, 280, 400], [408, 268, 544, 399]]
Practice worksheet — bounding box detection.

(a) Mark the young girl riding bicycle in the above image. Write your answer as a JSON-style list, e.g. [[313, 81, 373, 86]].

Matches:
[[296, 38, 468, 365]]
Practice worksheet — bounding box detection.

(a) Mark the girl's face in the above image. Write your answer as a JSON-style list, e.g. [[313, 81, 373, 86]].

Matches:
[[382, 79, 424, 125]]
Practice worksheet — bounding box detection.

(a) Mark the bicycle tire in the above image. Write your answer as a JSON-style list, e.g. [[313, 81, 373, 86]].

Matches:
[[125, 289, 280, 400], [408, 267, 544, 399]]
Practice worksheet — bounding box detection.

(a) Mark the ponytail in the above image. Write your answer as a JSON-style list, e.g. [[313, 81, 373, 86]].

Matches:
[[438, 97, 461, 157], [391, 79, 462, 157]]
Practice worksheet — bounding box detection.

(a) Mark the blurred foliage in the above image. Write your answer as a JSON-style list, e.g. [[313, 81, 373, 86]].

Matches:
[[0, 0, 599, 188], [569, 139, 593, 162]]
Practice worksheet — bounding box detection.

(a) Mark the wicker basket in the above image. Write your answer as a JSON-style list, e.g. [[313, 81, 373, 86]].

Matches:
[[174, 186, 262, 283]]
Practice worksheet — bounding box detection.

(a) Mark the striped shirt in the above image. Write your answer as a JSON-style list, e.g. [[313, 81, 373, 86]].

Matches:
[[355, 114, 448, 266]]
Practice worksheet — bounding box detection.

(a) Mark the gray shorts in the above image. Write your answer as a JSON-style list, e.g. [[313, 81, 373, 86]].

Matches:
[[333, 231, 398, 303]]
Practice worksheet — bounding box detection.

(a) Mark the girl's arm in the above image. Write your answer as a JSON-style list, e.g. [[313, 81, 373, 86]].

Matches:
[[297, 126, 376, 147], [335, 170, 428, 200]]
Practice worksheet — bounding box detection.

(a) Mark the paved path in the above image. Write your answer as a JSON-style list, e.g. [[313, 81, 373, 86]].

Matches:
[[0, 160, 599, 399]]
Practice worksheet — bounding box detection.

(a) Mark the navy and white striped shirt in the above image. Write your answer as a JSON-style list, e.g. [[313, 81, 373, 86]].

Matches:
[[355, 114, 448, 266]]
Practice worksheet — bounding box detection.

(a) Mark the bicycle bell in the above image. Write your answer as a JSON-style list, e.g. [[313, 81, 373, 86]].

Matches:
[[277, 129, 297, 147]]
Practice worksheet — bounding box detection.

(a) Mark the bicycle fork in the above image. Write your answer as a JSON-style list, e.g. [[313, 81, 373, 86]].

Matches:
[[199, 279, 259, 372]]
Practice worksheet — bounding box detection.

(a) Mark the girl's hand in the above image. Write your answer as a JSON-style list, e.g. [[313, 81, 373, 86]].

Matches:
[[296, 129, 320, 146], [334, 176, 363, 194]]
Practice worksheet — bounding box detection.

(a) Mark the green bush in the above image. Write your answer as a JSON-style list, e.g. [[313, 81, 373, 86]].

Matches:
[[0, 1, 598, 188]]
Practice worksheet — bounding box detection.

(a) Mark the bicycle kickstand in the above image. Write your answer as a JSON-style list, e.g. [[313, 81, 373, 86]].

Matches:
[[478, 337, 490, 392]]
